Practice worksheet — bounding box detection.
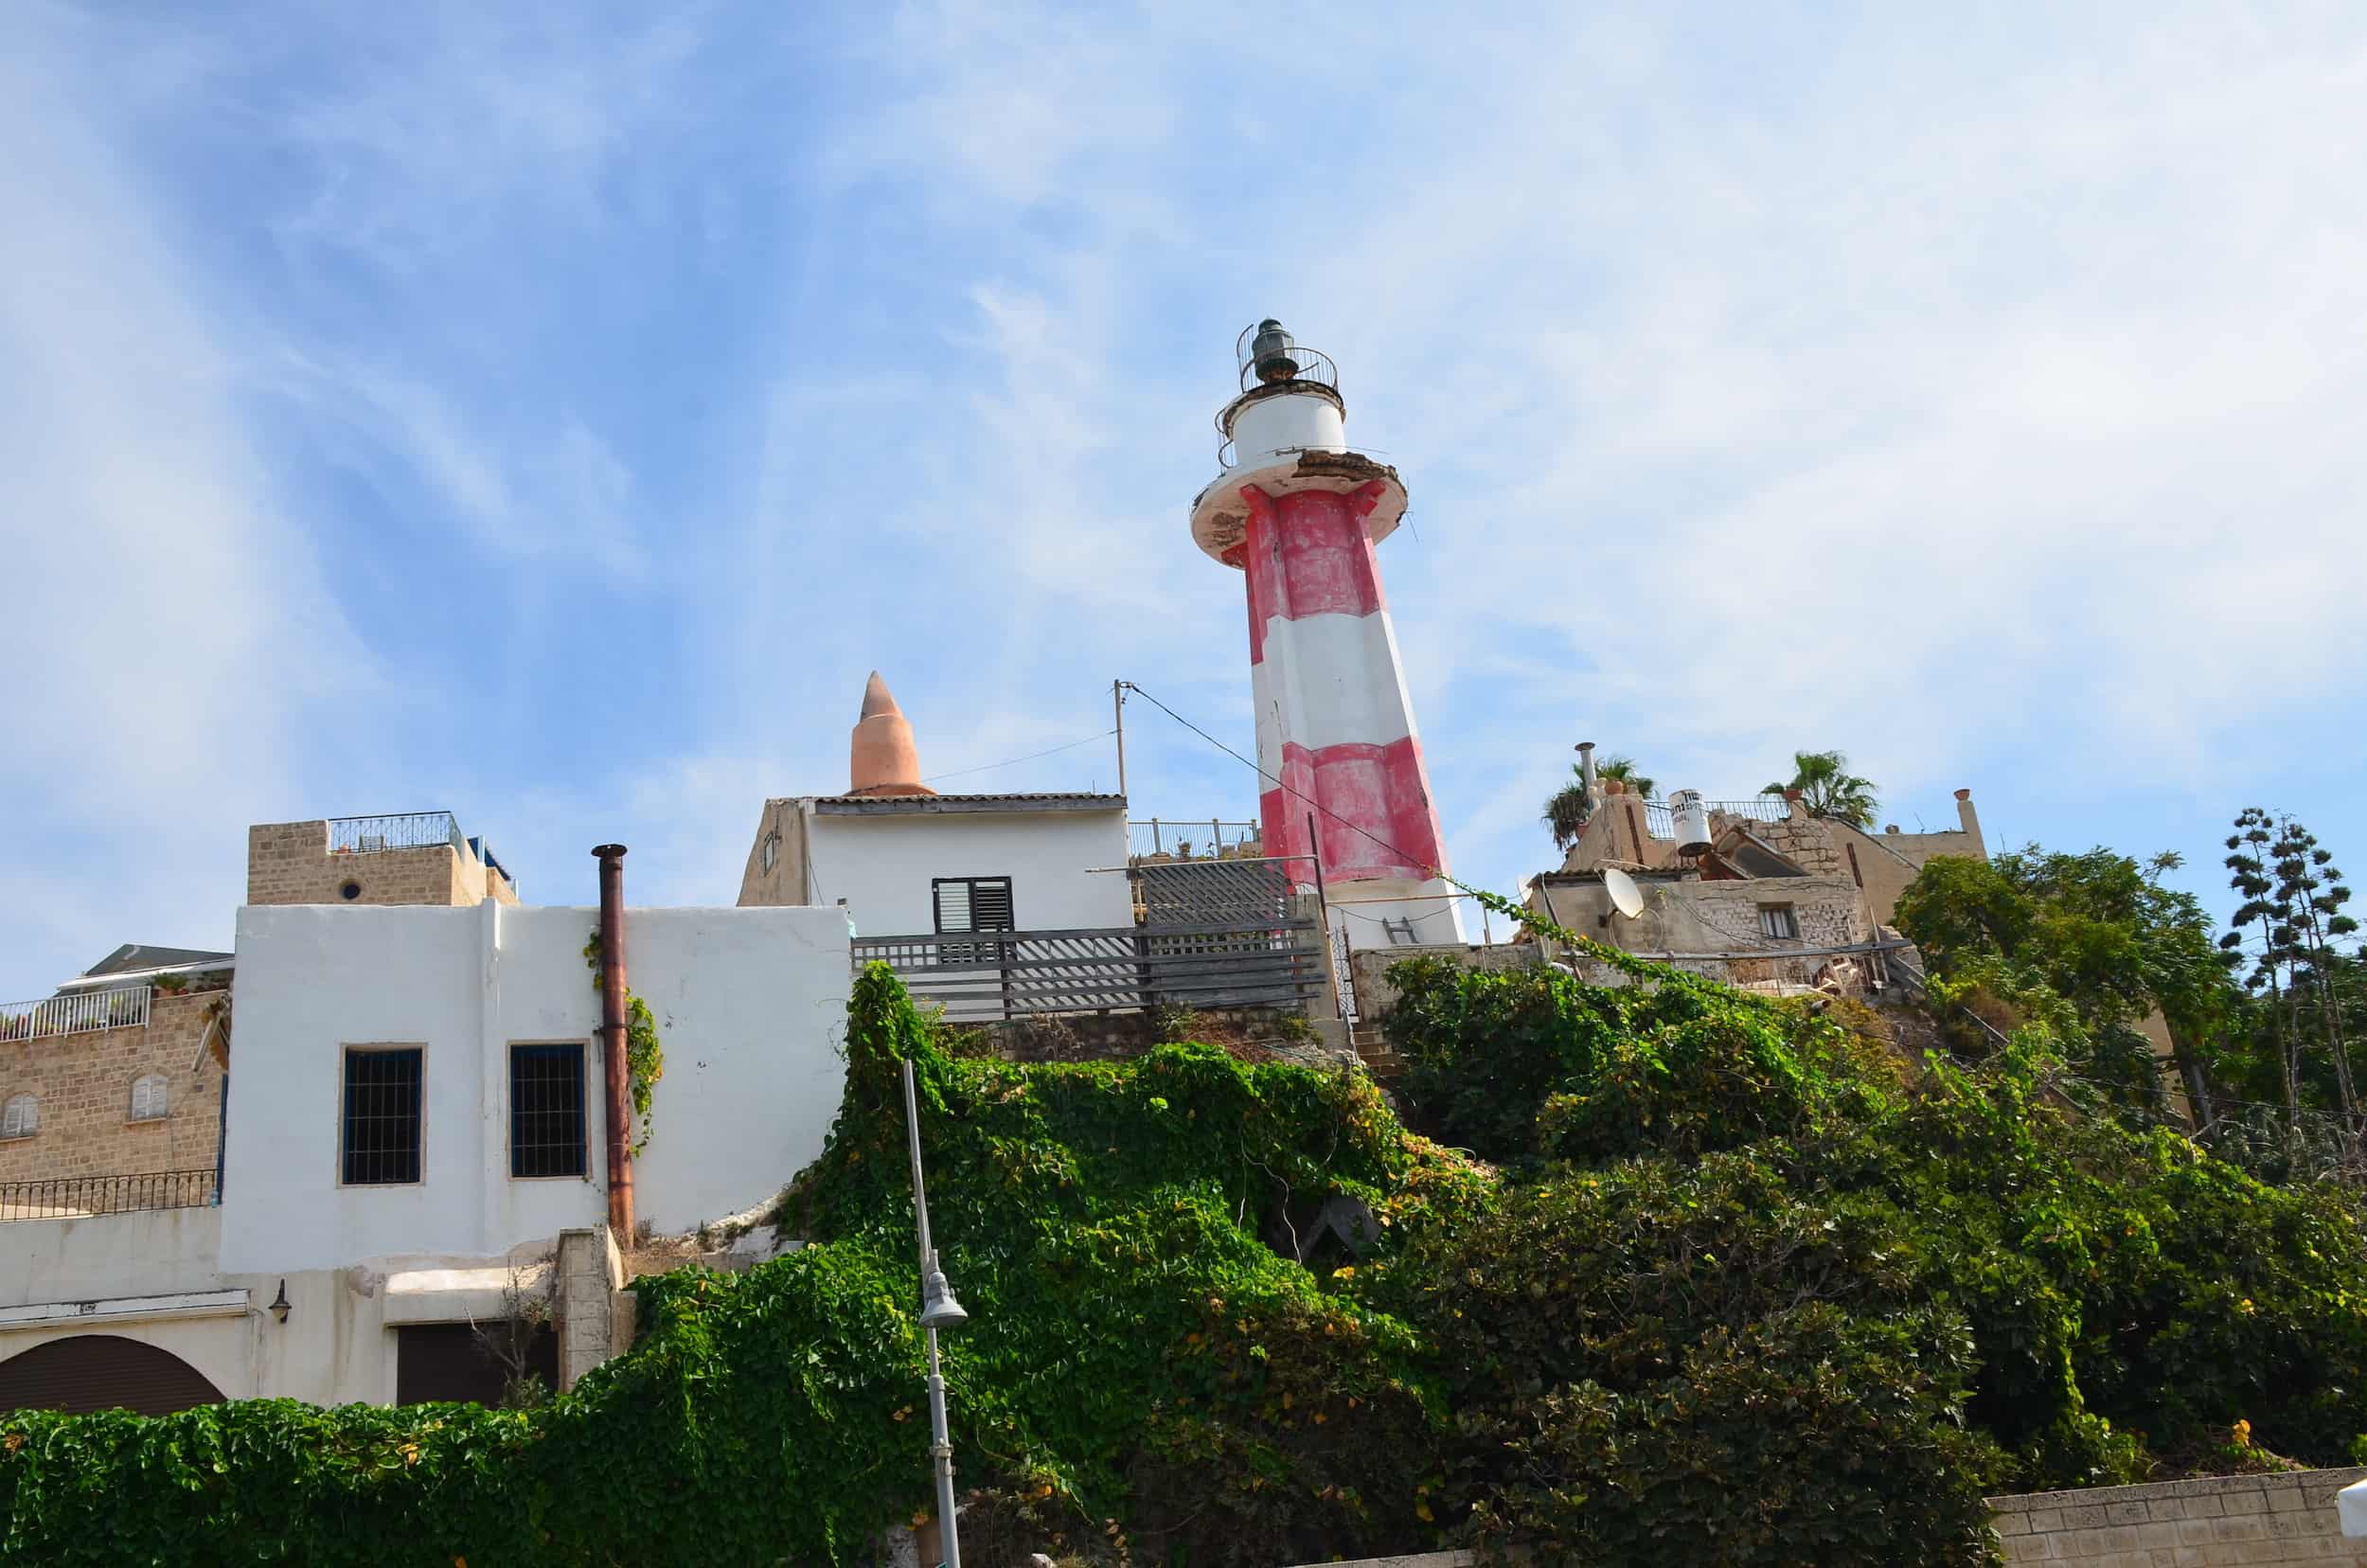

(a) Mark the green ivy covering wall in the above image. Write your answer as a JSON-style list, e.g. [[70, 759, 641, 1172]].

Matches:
[[7, 933, 2366, 1567]]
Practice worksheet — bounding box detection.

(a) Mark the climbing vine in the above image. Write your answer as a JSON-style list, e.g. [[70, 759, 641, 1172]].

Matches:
[[583, 932, 665, 1157], [9, 933, 2367, 1566]]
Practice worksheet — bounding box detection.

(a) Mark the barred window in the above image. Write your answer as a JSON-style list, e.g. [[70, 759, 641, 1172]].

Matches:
[[129, 1075, 169, 1122], [1, 1095, 35, 1140], [509, 1043, 586, 1179], [342, 1047, 423, 1185], [1756, 903, 1801, 941]]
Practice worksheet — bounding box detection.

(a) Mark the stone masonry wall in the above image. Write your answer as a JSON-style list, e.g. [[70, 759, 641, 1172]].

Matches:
[[1348, 942, 1542, 1019], [246, 819, 491, 907], [0, 990, 225, 1185], [1991, 1467, 2367, 1564], [1732, 804, 1847, 877]]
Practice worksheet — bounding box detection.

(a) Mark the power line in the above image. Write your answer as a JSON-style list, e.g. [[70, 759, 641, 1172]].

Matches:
[[921, 729, 1116, 784], [1120, 682, 1443, 881]]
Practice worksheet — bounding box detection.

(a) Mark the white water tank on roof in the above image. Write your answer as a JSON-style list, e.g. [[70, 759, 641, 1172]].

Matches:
[[1670, 790, 1712, 857]]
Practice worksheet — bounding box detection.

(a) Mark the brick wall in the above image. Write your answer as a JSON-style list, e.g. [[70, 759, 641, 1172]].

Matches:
[[247, 819, 493, 907], [1992, 1468, 2367, 1564], [0, 990, 225, 1184]]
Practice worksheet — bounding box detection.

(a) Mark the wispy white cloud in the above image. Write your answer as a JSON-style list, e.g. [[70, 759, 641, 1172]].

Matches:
[[0, 7, 373, 989], [7, 0, 2364, 996]]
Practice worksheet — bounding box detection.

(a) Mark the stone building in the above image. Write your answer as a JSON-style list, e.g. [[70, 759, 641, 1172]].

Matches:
[[247, 812, 520, 909], [1, 947, 230, 1198], [1522, 783, 1986, 995], [737, 672, 1133, 937]]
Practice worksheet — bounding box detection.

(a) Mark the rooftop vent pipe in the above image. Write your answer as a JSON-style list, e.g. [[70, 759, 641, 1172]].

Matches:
[[593, 845, 634, 1239]]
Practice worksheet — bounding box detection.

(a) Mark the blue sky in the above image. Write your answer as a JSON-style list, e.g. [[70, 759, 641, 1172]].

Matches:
[[5, 1, 2364, 996]]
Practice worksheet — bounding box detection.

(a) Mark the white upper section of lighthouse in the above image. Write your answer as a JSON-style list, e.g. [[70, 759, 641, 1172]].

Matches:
[[1188, 326, 1407, 564]]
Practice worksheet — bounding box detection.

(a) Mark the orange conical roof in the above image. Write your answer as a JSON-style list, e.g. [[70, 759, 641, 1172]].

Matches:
[[847, 671, 935, 797]]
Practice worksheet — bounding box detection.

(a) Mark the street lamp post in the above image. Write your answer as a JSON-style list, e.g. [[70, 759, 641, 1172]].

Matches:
[[901, 1056, 969, 1568]]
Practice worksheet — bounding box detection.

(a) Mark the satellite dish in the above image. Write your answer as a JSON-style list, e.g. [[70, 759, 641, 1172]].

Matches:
[[1603, 865, 1646, 920]]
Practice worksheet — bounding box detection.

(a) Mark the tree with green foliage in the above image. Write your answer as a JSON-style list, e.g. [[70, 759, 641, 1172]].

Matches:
[[2221, 809, 2363, 1134], [1892, 845, 2234, 1116], [11, 927, 2367, 1567], [1762, 748, 1878, 827], [1539, 753, 1654, 850], [1381, 929, 2367, 1532]]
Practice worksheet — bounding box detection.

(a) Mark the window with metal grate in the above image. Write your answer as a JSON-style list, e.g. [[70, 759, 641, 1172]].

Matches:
[[509, 1043, 586, 1179], [342, 1047, 423, 1185], [1756, 903, 1801, 941]]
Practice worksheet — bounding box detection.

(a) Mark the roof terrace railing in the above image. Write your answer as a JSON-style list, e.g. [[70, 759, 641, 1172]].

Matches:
[[328, 811, 465, 855], [1641, 796, 1793, 840], [0, 1167, 217, 1221], [1129, 818, 1262, 860], [0, 986, 151, 1042]]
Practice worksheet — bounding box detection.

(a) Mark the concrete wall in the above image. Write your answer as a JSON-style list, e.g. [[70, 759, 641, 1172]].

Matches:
[[247, 819, 517, 909], [801, 807, 1133, 936], [0, 990, 224, 1184], [1991, 1467, 2367, 1564], [1347, 942, 1541, 1019], [0, 1205, 632, 1408], [1534, 874, 1868, 958], [221, 900, 852, 1273], [736, 798, 808, 909]]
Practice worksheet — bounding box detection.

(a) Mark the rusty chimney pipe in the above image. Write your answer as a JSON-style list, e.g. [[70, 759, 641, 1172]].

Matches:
[[593, 845, 634, 1239]]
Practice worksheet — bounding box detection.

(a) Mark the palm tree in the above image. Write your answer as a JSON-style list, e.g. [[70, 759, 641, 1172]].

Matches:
[[1542, 755, 1657, 850], [1763, 750, 1878, 828]]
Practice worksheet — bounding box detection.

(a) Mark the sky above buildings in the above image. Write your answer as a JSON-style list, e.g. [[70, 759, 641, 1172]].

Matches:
[[4, 2, 2365, 995]]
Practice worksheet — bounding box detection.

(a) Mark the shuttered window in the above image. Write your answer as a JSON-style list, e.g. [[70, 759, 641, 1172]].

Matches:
[[129, 1075, 169, 1122], [1756, 904, 1801, 941], [1, 1095, 35, 1140], [933, 876, 1015, 963]]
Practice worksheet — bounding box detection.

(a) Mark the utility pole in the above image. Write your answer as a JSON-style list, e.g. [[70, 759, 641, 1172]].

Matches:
[[1112, 680, 1129, 801]]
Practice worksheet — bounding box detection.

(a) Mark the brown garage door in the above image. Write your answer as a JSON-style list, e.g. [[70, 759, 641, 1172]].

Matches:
[[0, 1334, 225, 1416], [395, 1322, 560, 1407]]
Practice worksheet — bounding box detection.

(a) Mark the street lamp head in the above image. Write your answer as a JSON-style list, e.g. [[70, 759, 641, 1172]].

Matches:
[[918, 1253, 969, 1331]]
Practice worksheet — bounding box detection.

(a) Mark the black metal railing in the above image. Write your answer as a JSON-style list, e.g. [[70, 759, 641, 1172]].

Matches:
[[0, 1168, 218, 1221], [1234, 344, 1340, 396], [1643, 796, 1791, 840], [854, 918, 1324, 1023], [328, 811, 464, 855]]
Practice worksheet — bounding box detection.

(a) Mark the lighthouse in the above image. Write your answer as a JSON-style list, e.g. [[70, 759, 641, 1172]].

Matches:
[[1188, 321, 1465, 949]]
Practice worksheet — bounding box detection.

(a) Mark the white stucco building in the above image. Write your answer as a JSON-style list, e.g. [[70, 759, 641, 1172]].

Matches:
[[737, 792, 1133, 935], [0, 824, 853, 1415], [735, 671, 1132, 938]]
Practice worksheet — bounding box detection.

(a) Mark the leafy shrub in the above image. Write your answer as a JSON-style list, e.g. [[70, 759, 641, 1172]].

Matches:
[[1386, 957, 1898, 1167], [11, 937, 2367, 1568]]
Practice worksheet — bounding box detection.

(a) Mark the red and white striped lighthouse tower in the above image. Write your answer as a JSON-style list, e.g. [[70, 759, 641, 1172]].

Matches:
[[1189, 321, 1464, 948]]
